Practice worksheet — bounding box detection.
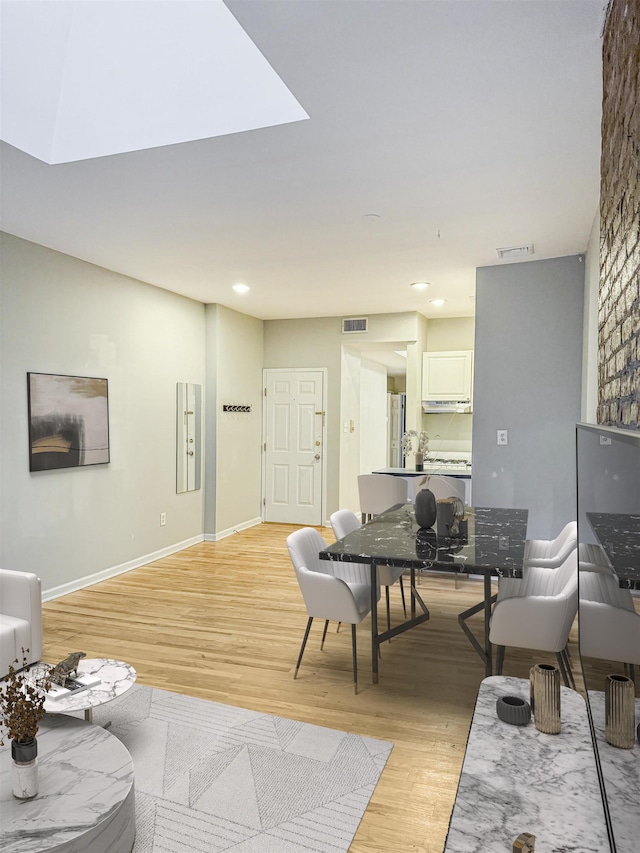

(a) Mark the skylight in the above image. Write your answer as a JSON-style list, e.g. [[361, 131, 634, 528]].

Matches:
[[0, 0, 309, 164]]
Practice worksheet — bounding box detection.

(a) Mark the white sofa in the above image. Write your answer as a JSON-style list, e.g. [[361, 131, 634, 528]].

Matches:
[[0, 569, 43, 676]]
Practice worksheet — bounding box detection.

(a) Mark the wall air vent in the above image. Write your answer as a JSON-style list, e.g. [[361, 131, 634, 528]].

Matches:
[[342, 317, 368, 334], [496, 244, 534, 260]]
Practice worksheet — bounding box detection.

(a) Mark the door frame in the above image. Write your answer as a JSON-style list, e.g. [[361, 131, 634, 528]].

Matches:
[[261, 367, 328, 526]]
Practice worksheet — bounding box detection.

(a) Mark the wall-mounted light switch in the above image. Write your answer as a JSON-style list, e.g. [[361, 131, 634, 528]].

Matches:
[[497, 429, 509, 445]]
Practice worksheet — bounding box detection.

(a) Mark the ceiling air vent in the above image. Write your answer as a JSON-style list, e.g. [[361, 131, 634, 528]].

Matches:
[[342, 317, 368, 334], [496, 244, 534, 260]]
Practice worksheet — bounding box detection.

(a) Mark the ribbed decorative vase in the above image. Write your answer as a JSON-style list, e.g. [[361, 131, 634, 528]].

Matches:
[[11, 738, 38, 799], [605, 674, 635, 749], [414, 488, 436, 529], [436, 501, 455, 537], [530, 663, 561, 734]]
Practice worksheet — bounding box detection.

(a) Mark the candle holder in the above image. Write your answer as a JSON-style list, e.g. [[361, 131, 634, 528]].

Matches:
[[605, 674, 635, 749], [530, 663, 561, 734]]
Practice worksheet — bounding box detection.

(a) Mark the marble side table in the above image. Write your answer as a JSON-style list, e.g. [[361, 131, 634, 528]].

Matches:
[[43, 658, 136, 722], [444, 675, 608, 853], [0, 713, 135, 853]]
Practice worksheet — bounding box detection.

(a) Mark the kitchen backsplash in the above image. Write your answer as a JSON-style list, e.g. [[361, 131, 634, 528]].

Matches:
[[422, 412, 472, 456]]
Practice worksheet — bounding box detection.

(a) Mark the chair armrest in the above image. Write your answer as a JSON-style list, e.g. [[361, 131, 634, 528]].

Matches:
[[490, 591, 578, 652], [0, 570, 43, 663]]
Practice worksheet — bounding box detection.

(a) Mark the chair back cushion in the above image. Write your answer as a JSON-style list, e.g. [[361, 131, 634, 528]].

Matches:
[[330, 509, 360, 539], [287, 528, 332, 575], [357, 475, 408, 516]]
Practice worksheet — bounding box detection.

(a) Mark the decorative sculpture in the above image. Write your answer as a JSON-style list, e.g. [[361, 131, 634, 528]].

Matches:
[[513, 832, 536, 852], [48, 651, 86, 686]]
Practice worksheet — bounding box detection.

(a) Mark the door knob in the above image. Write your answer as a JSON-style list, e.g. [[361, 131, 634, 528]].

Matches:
[[314, 453, 321, 460], [188, 450, 194, 457]]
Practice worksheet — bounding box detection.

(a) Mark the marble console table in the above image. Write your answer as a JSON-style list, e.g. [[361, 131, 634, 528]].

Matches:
[[0, 713, 135, 853], [444, 676, 608, 853], [588, 690, 640, 852]]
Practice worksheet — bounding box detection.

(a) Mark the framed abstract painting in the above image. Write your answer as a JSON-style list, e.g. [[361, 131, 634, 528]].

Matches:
[[27, 373, 110, 472]]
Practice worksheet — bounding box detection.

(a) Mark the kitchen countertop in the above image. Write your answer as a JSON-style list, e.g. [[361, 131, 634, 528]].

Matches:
[[374, 466, 472, 479]]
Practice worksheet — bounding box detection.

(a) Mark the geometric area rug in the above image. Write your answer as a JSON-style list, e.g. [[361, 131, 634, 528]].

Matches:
[[86, 684, 393, 853]]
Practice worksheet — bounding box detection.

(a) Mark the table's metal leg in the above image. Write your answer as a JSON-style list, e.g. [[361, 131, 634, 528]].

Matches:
[[370, 563, 379, 684], [483, 573, 493, 677], [458, 579, 497, 674], [410, 568, 416, 619], [84, 706, 111, 728]]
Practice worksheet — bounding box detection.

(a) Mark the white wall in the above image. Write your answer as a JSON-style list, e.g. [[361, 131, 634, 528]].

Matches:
[[425, 317, 475, 352], [204, 304, 263, 537], [0, 233, 206, 597], [264, 312, 420, 518], [359, 357, 388, 474], [339, 347, 362, 513]]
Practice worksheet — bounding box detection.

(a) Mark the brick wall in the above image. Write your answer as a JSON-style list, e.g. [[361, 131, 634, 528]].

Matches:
[[598, 0, 640, 429]]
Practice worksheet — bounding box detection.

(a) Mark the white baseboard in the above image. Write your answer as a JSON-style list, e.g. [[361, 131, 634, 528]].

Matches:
[[42, 534, 205, 601], [203, 516, 262, 542]]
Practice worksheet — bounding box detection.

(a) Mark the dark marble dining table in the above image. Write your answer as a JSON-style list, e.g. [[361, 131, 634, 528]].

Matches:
[[319, 502, 528, 681], [586, 512, 640, 590]]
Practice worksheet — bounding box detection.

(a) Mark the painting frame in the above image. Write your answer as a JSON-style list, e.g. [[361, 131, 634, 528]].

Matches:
[[27, 372, 110, 472]]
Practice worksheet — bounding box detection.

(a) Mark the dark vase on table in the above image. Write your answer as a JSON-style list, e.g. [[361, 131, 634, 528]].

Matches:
[[414, 488, 436, 529]]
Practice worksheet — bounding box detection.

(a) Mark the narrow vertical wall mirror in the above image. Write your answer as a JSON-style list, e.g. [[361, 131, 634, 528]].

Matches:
[[177, 383, 201, 493]]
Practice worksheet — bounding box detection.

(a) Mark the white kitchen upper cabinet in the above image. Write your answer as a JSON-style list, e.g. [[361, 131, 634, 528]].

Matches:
[[422, 350, 473, 401]]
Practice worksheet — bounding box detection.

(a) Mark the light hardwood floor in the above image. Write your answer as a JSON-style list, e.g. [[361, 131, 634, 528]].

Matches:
[[42, 523, 581, 853]]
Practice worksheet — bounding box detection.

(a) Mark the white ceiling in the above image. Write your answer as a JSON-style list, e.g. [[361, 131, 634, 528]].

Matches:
[[0, 0, 604, 322]]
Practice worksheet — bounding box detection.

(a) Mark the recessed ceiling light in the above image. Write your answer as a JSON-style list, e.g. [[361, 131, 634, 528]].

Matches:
[[410, 282, 429, 290], [232, 283, 250, 295], [429, 298, 446, 306]]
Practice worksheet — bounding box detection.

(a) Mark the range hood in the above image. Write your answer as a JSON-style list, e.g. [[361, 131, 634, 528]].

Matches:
[[422, 400, 472, 414]]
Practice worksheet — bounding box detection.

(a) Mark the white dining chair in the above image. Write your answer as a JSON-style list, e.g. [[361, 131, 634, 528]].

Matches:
[[357, 474, 408, 523], [286, 527, 374, 693], [523, 521, 577, 568], [411, 474, 465, 504], [578, 569, 640, 680], [490, 549, 579, 687], [578, 542, 617, 576], [330, 509, 406, 636]]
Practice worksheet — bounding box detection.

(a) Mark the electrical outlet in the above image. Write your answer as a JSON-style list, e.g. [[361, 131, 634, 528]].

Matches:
[[497, 429, 508, 446], [160, 512, 166, 526], [599, 435, 612, 446]]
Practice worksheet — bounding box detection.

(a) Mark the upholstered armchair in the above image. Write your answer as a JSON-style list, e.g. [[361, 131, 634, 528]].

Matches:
[[0, 569, 43, 676]]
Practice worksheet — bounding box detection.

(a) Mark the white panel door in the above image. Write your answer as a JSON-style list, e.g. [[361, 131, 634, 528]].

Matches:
[[264, 370, 324, 524]]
